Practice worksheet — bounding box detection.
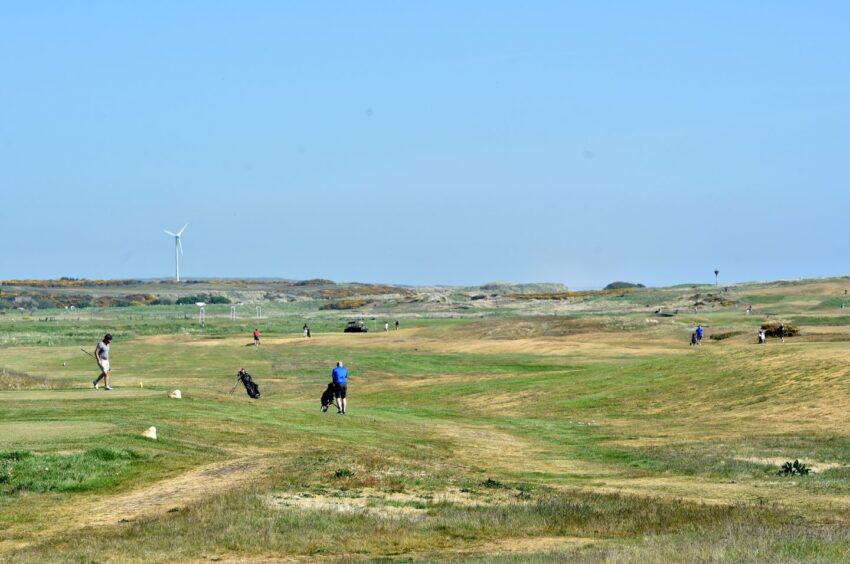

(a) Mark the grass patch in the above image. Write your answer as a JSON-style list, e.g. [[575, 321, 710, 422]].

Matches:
[[6, 489, 791, 561], [0, 367, 54, 390], [709, 331, 744, 341], [0, 448, 146, 494]]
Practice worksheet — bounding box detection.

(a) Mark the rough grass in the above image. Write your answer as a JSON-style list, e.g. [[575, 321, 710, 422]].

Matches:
[[6, 488, 793, 562], [0, 448, 146, 494], [3, 278, 850, 560], [0, 367, 53, 390]]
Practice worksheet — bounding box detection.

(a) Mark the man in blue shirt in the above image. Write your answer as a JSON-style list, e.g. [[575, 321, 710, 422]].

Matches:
[[695, 325, 704, 346], [332, 361, 349, 415]]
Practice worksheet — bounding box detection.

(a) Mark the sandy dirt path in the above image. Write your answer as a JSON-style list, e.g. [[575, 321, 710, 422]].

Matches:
[[1, 451, 275, 554]]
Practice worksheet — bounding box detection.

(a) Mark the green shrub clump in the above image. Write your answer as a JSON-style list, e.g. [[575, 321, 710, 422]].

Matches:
[[778, 460, 810, 476], [760, 323, 798, 337], [176, 294, 231, 305]]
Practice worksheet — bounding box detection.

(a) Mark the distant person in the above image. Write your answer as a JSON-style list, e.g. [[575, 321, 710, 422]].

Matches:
[[395, 320, 399, 331], [758, 329, 766, 344], [332, 361, 348, 415], [778, 323, 785, 343], [690, 332, 697, 346], [746, 305, 752, 314], [384, 321, 389, 332], [92, 333, 113, 390], [303, 324, 309, 338], [695, 325, 704, 346], [253, 328, 261, 346]]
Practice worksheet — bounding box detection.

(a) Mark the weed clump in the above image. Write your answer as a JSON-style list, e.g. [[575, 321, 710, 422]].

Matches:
[[778, 460, 810, 476]]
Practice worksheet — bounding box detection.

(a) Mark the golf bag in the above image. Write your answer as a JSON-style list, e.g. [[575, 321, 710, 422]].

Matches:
[[320, 382, 335, 412], [237, 368, 261, 399]]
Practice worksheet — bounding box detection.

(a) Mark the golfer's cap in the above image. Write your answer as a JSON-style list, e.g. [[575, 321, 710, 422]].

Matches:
[[104, 333, 112, 341]]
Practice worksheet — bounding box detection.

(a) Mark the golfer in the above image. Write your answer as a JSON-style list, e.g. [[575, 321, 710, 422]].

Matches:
[[92, 333, 113, 390], [253, 328, 261, 346], [332, 361, 348, 415]]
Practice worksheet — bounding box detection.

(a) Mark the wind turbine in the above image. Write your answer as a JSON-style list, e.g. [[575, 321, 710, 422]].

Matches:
[[164, 224, 188, 282]]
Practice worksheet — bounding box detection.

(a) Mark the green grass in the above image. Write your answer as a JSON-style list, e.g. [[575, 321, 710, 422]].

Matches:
[[0, 448, 146, 494], [3, 279, 850, 560]]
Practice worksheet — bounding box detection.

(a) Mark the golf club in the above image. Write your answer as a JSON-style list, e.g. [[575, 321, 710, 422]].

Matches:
[[81, 347, 115, 370]]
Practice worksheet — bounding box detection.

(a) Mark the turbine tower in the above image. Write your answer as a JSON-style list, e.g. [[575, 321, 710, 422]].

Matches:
[[164, 224, 188, 282]]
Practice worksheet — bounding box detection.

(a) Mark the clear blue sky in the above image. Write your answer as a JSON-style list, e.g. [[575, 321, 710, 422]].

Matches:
[[2, 2, 848, 288]]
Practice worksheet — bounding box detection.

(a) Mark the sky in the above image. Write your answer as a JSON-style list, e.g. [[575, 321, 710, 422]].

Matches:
[[1, 2, 848, 288]]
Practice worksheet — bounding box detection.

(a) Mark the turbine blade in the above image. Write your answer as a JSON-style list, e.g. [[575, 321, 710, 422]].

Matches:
[[178, 238, 184, 255], [177, 224, 188, 236], [164, 230, 176, 236]]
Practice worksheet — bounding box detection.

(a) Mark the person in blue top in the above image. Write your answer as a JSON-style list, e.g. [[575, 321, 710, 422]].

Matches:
[[332, 361, 349, 415], [695, 325, 704, 346]]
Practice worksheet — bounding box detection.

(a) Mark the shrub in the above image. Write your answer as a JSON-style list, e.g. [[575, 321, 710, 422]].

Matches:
[[605, 282, 646, 290], [761, 323, 799, 337], [710, 331, 744, 341], [176, 294, 231, 305], [320, 299, 372, 310], [778, 460, 810, 476], [334, 468, 355, 479], [294, 279, 335, 286]]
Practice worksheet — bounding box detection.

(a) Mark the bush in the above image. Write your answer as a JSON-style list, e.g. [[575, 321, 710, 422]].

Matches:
[[761, 323, 798, 338], [334, 468, 355, 479], [778, 460, 810, 476], [320, 299, 372, 310], [176, 294, 231, 305], [604, 282, 646, 290], [710, 331, 743, 341]]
